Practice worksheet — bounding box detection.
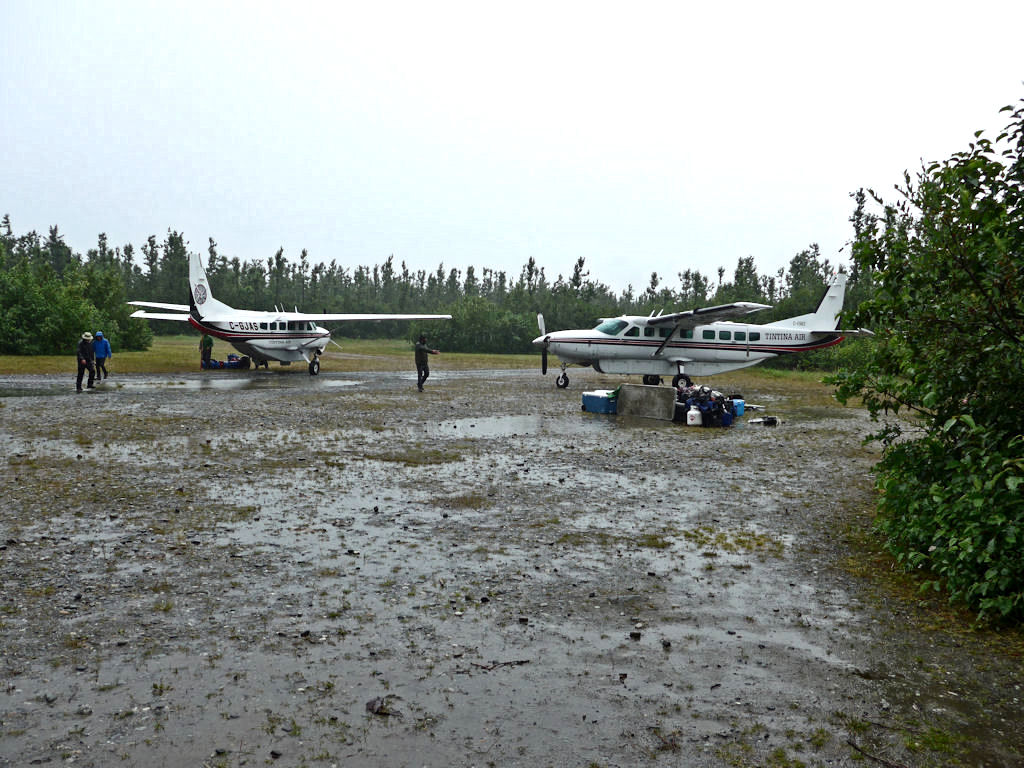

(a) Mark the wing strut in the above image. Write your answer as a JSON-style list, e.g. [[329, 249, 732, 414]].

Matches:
[[651, 323, 682, 357]]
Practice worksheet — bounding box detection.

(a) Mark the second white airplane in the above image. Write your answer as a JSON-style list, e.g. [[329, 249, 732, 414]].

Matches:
[[129, 252, 451, 374], [534, 272, 871, 388]]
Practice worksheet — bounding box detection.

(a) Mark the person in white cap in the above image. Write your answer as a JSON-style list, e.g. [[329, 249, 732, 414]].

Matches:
[[76, 332, 96, 391]]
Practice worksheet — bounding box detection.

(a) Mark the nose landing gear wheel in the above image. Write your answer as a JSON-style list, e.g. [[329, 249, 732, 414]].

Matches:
[[556, 372, 569, 388], [308, 358, 320, 375]]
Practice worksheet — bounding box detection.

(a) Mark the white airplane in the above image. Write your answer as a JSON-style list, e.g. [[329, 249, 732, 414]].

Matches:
[[533, 272, 871, 388], [129, 253, 451, 374]]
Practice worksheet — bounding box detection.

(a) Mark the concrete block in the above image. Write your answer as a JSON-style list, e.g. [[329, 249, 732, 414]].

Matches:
[[616, 383, 675, 420]]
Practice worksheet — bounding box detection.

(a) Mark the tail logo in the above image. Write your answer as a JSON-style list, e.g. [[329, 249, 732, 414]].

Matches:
[[194, 284, 208, 305]]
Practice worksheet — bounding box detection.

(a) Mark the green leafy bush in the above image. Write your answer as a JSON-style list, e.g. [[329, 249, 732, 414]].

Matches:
[[832, 97, 1024, 622]]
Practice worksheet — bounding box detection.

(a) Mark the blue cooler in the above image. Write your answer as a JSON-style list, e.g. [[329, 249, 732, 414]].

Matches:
[[582, 390, 617, 414], [730, 398, 745, 416]]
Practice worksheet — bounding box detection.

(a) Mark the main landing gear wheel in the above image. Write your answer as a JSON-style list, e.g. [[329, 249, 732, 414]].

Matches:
[[556, 372, 569, 389], [308, 358, 320, 375], [672, 373, 692, 388]]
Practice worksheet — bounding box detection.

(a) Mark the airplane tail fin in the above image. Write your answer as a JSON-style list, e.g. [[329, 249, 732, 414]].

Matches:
[[189, 252, 233, 318], [768, 272, 848, 332]]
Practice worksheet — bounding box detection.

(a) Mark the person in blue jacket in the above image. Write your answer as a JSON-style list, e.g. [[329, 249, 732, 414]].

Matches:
[[93, 331, 112, 379]]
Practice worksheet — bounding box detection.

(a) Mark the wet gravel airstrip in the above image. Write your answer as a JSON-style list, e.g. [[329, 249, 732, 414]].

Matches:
[[1, 366, 1021, 767]]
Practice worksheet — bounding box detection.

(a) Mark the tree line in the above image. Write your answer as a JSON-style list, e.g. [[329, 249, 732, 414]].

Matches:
[[0, 217, 863, 358]]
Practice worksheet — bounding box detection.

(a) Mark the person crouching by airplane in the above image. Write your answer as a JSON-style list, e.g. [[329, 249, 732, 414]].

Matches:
[[93, 331, 112, 379], [414, 334, 440, 391], [76, 332, 96, 391], [200, 333, 213, 368]]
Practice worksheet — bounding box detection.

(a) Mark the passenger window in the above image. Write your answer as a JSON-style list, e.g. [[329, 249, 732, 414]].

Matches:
[[735, 331, 746, 341], [681, 329, 693, 339], [702, 330, 715, 340], [719, 331, 731, 341], [659, 328, 671, 338], [749, 332, 760, 341], [643, 327, 656, 337], [624, 326, 639, 337], [259, 323, 267, 331]]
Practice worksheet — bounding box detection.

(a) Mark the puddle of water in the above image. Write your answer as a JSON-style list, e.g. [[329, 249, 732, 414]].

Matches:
[[0, 386, 67, 398], [0, 373, 364, 397]]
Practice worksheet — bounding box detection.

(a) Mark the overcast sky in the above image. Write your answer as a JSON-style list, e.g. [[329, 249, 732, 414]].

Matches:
[[3, 1, 1022, 295]]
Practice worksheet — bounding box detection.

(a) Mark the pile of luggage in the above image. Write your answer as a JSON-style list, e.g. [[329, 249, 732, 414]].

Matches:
[[201, 354, 251, 370], [674, 385, 744, 427]]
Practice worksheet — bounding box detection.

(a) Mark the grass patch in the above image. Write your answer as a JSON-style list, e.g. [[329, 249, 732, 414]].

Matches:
[[367, 448, 461, 466], [682, 525, 785, 557], [0, 336, 539, 375], [445, 492, 491, 509]]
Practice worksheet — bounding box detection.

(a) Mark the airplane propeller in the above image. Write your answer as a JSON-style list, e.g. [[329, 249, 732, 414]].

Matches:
[[537, 314, 549, 375]]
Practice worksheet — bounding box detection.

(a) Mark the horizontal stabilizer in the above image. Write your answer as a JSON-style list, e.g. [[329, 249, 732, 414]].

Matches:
[[130, 310, 191, 322], [128, 301, 190, 312], [806, 327, 874, 337]]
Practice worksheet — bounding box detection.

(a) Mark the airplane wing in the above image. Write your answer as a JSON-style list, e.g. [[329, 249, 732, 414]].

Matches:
[[648, 302, 771, 329], [128, 301, 191, 312], [130, 310, 191, 321], [276, 312, 453, 322]]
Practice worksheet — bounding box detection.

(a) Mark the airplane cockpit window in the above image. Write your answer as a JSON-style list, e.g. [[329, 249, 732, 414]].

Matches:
[[595, 319, 628, 335], [624, 326, 639, 337]]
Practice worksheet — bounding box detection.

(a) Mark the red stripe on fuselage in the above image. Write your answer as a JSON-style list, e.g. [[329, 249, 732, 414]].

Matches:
[[549, 334, 843, 355]]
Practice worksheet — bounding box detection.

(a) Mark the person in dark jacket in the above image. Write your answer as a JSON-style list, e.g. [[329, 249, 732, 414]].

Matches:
[[414, 334, 439, 391], [76, 332, 96, 391], [200, 334, 213, 367], [93, 331, 112, 379]]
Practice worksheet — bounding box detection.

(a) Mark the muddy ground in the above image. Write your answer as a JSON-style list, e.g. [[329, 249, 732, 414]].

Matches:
[[1, 366, 1021, 768]]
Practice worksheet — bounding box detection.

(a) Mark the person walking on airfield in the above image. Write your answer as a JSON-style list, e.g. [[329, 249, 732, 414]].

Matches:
[[76, 332, 96, 391], [200, 333, 213, 368], [93, 331, 112, 379], [414, 334, 439, 392]]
